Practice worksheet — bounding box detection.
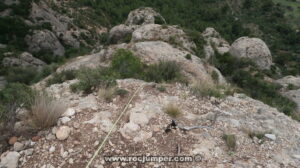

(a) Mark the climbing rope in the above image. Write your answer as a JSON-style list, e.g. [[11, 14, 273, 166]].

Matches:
[[85, 84, 145, 168]]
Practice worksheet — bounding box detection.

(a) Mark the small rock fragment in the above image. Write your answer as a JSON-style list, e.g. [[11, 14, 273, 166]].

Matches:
[[63, 108, 76, 117], [264, 134, 276, 141], [8, 137, 18, 145], [0, 151, 20, 168], [13, 142, 24, 152], [56, 126, 71, 140]]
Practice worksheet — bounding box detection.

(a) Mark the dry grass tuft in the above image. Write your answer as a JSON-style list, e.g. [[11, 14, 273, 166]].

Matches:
[[30, 93, 66, 129], [191, 81, 222, 98], [222, 134, 236, 151], [164, 103, 181, 118], [98, 87, 116, 102]]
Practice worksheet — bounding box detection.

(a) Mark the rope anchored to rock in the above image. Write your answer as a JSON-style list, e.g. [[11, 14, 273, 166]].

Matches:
[[85, 84, 145, 168]]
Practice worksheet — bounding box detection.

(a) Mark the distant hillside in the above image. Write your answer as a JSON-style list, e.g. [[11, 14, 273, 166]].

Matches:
[[67, 0, 300, 76], [273, 0, 300, 28]]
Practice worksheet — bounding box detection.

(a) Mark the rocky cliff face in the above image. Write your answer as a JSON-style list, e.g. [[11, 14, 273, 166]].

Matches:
[[1, 6, 300, 168]]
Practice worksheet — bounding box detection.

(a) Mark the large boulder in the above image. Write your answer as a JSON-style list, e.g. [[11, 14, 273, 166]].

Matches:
[[202, 27, 230, 60], [109, 7, 166, 44], [125, 7, 166, 25], [130, 41, 213, 83], [276, 76, 300, 88], [25, 29, 65, 57], [229, 37, 273, 70], [108, 24, 138, 44], [131, 24, 196, 52], [2, 52, 46, 68], [56, 44, 126, 72], [0, 151, 20, 168]]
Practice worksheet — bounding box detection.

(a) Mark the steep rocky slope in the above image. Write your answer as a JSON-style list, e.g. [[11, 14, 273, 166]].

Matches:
[[2, 79, 300, 168]]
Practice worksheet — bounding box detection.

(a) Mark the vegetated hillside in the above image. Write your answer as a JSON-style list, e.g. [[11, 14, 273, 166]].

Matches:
[[68, 0, 300, 76], [273, 0, 300, 28]]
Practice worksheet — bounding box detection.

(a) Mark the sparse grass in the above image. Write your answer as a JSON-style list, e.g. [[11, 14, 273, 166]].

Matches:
[[164, 103, 181, 118], [222, 134, 236, 151], [98, 87, 116, 102], [190, 81, 223, 98], [29, 92, 66, 129]]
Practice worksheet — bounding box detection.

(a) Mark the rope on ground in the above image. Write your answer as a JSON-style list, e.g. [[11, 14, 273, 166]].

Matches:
[[85, 84, 145, 168]]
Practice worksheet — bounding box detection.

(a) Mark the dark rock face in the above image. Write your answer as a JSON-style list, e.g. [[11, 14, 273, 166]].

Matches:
[[2, 52, 46, 68], [25, 30, 65, 57]]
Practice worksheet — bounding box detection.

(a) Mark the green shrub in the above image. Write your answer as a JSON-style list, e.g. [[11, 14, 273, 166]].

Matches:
[[47, 70, 76, 86], [0, 83, 36, 121], [185, 54, 192, 60], [111, 49, 144, 78], [0, 17, 29, 49], [123, 33, 132, 43], [185, 30, 206, 58], [212, 52, 297, 117], [154, 16, 165, 24], [5, 67, 37, 84], [115, 88, 129, 97], [5, 65, 57, 85], [157, 85, 166, 92], [144, 61, 183, 83], [211, 70, 219, 82], [231, 70, 297, 115], [99, 32, 109, 45], [65, 46, 92, 59], [71, 67, 117, 93], [287, 84, 300, 90]]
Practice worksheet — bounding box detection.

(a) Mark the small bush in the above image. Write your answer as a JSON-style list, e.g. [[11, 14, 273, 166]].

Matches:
[[71, 67, 117, 93], [222, 134, 236, 151], [0, 83, 36, 121], [115, 88, 129, 97], [5, 65, 57, 85], [111, 49, 144, 78], [185, 54, 192, 60], [98, 87, 116, 102], [164, 103, 181, 118], [211, 70, 219, 82], [287, 84, 300, 90], [154, 16, 165, 24], [157, 85, 166, 92], [191, 81, 222, 98], [47, 70, 76, 86], [144, 61, 183, 83], [185, 30, 206, 58], [99, 32, 109, 45], [30, 92, 66, 129], [247, 131, 266, 140]]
